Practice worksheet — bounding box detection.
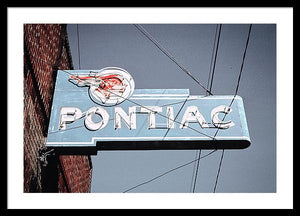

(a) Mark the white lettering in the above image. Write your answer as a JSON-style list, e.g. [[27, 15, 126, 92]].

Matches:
[[84, 107, 109, 131], [59, 107, 82, 130], [211, 105, 235, 129], [58, 105, 235, 131], [140, 106, 163, 129], [180, 106, 209, 129], [114, 107, 136, 129], [166, 106, 175, 129]]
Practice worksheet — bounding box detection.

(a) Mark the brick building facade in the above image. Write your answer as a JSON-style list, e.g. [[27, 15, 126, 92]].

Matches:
[[24, 24, 92, 192]]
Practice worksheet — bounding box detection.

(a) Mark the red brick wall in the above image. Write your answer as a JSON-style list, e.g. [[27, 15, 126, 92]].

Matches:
[[24, 24, 92, 192], [59, 156, 92, 192]]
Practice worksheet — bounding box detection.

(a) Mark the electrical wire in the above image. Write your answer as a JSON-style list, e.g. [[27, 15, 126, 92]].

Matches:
[[212, 24, 252, 193], [123, 150, 217, 193], [76, 24, 81, 70], [133, 24, 213, 96], [191, 150, 201, 193], [191, 24, 222, 193], [213, 149, 224, 193], [208, 24, 222, 93], [206, 24, 219, 94], [213, 24, 253, 139], [231, 24, 253, 103]]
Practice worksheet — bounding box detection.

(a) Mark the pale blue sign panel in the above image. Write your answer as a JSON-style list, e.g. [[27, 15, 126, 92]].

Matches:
[[46, 70, 251, 153]]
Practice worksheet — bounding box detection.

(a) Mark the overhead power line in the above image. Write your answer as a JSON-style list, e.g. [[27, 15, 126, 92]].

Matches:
[[191, 150, 201, 193], [76, 24, 81, 69], [133, 24, 213, 96], [208, 24, 222, 93], [123, 150, 217, 193], [213, 149, 225, 193], [191, 24, 222, 193], [212, 24, 253, 193]]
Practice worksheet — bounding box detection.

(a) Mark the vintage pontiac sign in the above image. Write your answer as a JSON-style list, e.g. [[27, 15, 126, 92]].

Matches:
[[46, 68, 251, 153]]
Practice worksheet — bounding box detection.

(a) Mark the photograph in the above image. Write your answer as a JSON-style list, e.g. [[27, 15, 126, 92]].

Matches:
[[6, 7, 293, 211], [24, 23, 275, 193]]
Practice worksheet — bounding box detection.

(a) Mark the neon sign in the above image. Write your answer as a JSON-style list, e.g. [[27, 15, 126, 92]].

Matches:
[[46, 68, 251, 153]]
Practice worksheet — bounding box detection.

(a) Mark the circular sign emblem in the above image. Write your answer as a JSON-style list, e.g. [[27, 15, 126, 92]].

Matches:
[[68, 67, 135, 106]]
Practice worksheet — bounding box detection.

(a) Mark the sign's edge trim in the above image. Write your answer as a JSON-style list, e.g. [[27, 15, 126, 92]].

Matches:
[[46, 136, 251, 146]]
